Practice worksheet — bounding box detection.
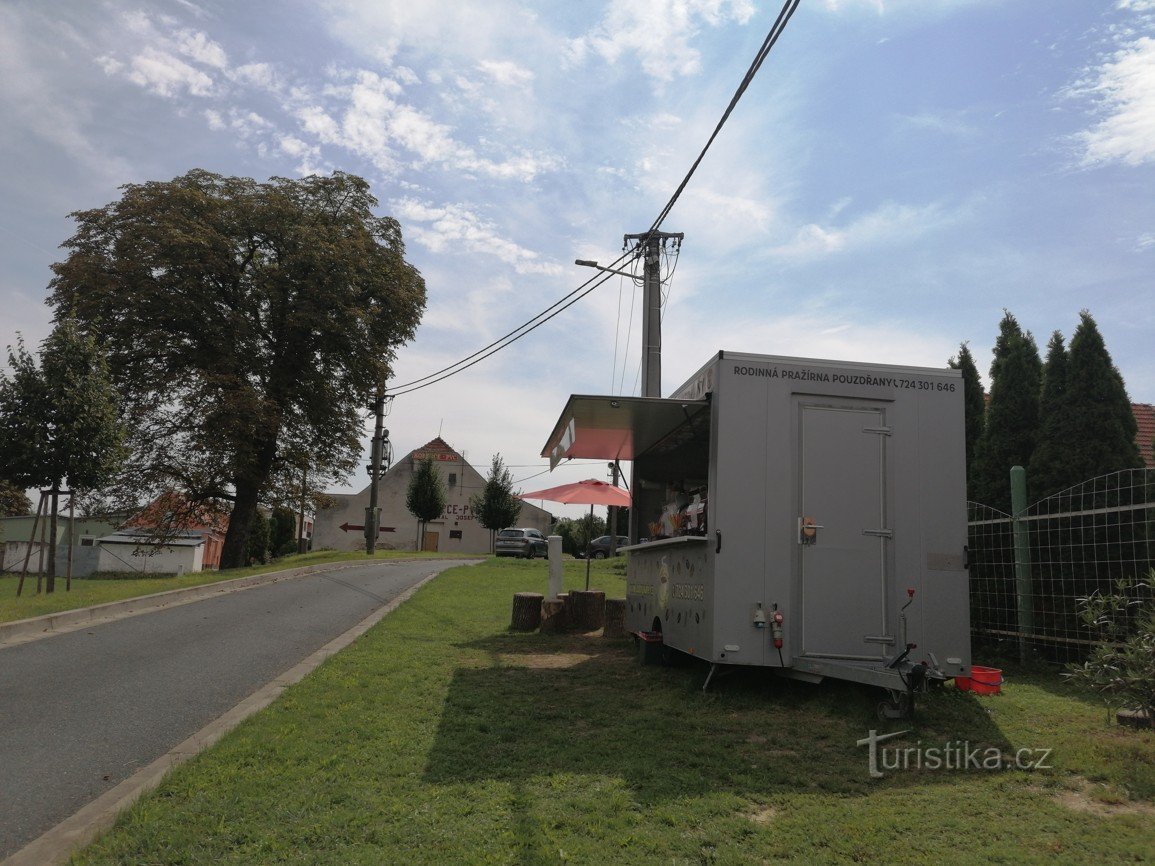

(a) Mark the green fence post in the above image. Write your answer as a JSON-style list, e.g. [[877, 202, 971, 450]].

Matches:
[[1011, 465, 1034, 664]]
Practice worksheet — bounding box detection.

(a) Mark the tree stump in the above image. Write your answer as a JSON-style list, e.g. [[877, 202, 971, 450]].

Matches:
[[569, 590, 606, 632], [510, 592, 543, 631], [603, 598, 627, 638], [540, 598, 567, 633]]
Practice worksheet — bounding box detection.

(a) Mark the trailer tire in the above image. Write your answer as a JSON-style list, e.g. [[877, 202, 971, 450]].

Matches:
[[876, 692, 912, 721]]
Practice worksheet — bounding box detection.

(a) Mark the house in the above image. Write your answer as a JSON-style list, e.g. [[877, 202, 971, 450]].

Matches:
[[102, 492, 230, 572], [1135, 403, 1155, 469], [312, 437, 553, 555], [0, 513, 121, 576]]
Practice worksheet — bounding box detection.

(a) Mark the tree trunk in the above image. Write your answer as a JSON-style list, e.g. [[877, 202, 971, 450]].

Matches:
[[603, 598, 627, 638], [510, 592, 544, 631], [220, 481, 261, 570], [540, 597, 567, 633], [569, 590, 606, 632]]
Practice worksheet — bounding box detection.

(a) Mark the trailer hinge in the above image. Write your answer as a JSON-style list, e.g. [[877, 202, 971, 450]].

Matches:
[[862, 426, 892, 436], [862, 528, 894, 538]]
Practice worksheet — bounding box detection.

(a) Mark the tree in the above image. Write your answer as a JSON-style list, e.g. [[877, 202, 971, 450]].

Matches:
[[470, 454, 522, 552], [0, 481, 32, 517], [406, 458, 446, 551], [971, 312, 1042, 512], [948, 342, 985, 500], [0, 320, 125, 590], [245, 511, 270, 566], [269, 506, 297, 558], [1060, 311, 1142, 481], [48, 170, 426, 569], [1029, 331, 1073, 500]]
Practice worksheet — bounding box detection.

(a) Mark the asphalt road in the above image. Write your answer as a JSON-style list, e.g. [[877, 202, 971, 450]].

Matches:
[[0, 559, 469, 859]]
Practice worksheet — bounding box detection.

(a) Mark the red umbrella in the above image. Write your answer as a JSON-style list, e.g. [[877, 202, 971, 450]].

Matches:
[[518, 478, 631, 507], [519, 478, 630, 589]]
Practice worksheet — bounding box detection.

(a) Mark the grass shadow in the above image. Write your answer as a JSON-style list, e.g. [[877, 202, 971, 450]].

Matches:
[[424, 631, 1016, 805]]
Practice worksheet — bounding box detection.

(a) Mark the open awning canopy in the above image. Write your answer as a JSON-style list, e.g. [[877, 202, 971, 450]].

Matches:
[[541, 395, 710, 470]]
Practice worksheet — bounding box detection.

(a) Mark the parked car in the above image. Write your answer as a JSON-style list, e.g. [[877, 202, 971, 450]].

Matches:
[[495, 527, 550, 559], [586, 534, 630, 559]]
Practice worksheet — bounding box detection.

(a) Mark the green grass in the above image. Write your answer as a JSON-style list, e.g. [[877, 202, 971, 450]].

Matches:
[[75, 558, 1154, 865], [0, 549, 478, 625]]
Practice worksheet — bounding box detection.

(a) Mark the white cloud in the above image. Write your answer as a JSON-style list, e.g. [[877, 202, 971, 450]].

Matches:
[[231, 62, 279, 90], [477, 59, 533, 88], [570, 0, 756, 83], [391, 198, 563, 275], [1075, 35, 1155, 167], [124, 46, 215, 97], [770, 201, 953, 260]]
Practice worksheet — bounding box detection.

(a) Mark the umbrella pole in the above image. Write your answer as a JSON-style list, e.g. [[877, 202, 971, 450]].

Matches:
[[585, 504, 593, 590]]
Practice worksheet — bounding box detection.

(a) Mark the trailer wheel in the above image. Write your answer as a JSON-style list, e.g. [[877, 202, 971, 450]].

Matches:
[[876, 691, 912, 721]]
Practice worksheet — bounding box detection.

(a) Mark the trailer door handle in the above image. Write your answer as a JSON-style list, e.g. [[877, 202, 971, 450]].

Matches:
[[716, 530, 722, 554]]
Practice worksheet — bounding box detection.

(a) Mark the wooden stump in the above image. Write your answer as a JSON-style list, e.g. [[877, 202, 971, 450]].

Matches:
[[603, 598, 627, 638], [569, 590, 606, 632], [540, 598, 567, 633], [510, 592, 544, 631]]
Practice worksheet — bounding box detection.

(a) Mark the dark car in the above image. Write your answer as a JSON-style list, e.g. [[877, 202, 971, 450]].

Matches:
[[586, 534, 630, 559], [495, 527, 550, 559]]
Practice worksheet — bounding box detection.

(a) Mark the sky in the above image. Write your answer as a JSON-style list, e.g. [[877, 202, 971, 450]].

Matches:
[[2, 0, 1154, 519]]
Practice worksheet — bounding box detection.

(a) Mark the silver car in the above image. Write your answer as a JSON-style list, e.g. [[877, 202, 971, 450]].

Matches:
[[495, 527, 549, 559]]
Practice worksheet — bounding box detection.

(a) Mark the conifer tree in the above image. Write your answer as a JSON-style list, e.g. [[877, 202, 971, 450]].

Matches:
[[971, 312, 1042, 512], [949, 343, 985, 499], [1060, 311, 1141, 480], [470, 454, 522, 552], [1029, 331, 1073, 500], [406, 458, 446, 551]]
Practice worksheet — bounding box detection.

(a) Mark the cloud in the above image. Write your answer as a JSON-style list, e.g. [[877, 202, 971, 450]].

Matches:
[[123, 47, 215, 97], [569, 0, 756, 83], [476, 59, 534, 88], [391, 198, 563, 276], [770, 201, 954, 260], [1074, 35, 1155, 167], [299, 70, 560, 182]]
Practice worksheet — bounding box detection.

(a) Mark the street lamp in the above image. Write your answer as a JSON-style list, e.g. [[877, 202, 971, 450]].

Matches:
[[574, 259, 640, 280]]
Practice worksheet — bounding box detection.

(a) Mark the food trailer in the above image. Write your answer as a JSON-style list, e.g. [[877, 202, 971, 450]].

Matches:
[[541, 351, 970, 717]]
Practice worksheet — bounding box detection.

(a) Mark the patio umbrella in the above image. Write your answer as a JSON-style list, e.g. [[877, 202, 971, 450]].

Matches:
[[519, 478, 631, 589]]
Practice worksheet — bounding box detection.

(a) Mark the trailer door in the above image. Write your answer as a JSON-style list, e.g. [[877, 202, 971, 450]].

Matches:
[[797, 402, 890, 660]]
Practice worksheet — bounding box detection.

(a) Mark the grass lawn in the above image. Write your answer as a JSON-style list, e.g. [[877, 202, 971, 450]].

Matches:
[[0, 549, 477, 625], [75, 558, 1154, 865]]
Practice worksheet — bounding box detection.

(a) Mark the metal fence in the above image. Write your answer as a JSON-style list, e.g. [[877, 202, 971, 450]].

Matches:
[[968, 468, 1155, 663]]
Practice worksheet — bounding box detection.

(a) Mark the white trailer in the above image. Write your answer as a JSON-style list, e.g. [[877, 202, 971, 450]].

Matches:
[[542, 351, 970, 717]]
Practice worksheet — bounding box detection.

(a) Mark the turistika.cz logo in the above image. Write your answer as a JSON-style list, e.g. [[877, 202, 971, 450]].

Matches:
[[857, 730, 1053, 779]]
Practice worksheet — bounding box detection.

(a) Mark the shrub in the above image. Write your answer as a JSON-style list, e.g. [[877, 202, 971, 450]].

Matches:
[[1065, 572, 1155, 722]]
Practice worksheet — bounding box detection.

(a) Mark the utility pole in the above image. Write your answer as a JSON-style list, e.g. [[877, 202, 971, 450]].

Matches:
[[608, 461, 620, 557], [623, 230, 683, 399], [365, 390, 392, 555]]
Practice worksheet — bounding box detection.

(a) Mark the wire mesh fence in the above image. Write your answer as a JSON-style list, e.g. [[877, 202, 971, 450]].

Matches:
[[968, 468, 1155, 664]]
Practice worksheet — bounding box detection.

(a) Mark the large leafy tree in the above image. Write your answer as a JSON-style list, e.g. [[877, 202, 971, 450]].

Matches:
[[948, 342, 985, 500], [406, 458, 446, 551], [48, 170, 426, 568], [470, 454, 522, 552], [0, 320, 125, 590], [1029, 331, 1073, 500], [971, 312, 1042, 512], [1060, 311, 1141, 480]]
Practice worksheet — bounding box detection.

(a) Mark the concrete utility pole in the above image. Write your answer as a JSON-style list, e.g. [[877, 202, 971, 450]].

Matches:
[[365, 390, 391, 555], [623, 230, 683, 398]]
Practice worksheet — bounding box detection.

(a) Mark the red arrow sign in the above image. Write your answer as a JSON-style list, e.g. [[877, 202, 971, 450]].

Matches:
[[339, 523, 395, 533]]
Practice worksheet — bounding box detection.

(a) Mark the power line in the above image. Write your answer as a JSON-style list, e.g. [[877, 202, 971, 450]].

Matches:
[[388, 0, 801, 398], [648, 0, 801, 234]]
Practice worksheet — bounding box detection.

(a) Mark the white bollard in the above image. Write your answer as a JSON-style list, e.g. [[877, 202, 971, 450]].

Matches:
[[547, 535, 563, 599]]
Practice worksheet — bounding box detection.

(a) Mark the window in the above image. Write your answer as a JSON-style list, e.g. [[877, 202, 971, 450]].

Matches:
[[448, 473, 457, 487]]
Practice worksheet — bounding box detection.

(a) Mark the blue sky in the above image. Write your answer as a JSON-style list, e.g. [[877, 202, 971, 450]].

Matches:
[[2, 1, 1153, 512]]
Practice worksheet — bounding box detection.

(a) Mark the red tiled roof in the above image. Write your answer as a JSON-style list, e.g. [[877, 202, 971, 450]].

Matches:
[[1135, 403, 1155, 468]]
